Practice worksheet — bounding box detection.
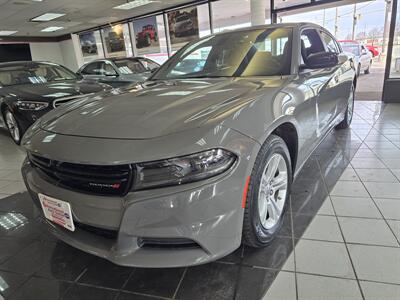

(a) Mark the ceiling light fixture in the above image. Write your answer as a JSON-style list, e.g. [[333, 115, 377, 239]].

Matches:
[[31, 13, 65, 22], [0, 30, 18, 36], [113, 0, 155, 10], [41, 26, 64, 32]]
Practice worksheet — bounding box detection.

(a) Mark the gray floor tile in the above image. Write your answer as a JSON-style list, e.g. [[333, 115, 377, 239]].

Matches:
[[360, 281, 400, 300], [295, 239, 355, 278], [381, 159, 400, 169], [364, 182, 400, 199], [387, 220, 400, 241], [355, 168, 398, 182], [338, 217, 398, 247], [317, 197, 335, 215], [392, 169, 400, 181], [338, 167, 359, 181], [297, 273, 362, 300], [375, 198, 400, 220], [302, 215, 343, 242], [351, 157, 387, 169], [330, 181, 370, 198], [0, 181, 26, 194], [348, 244, 400, 284], [0, 193, 9, 199], [331, 196, 381, 218], [261, 271, 296, 300], [353, 149, 378, 158]]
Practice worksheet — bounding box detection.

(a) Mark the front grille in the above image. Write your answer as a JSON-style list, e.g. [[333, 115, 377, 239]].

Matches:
[[29, 154, 133, 196], [138, 238, 200, 249]]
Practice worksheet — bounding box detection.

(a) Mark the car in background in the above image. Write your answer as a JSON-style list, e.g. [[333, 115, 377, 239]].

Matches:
[[174, 14, 194, 37], [366, 44, 380, 57], [136, 25, 158, 48], [339, 40, 373, 76], [21, 23, 356, 267], [77, 57, 160, 88], [0, 61, 110, 144]]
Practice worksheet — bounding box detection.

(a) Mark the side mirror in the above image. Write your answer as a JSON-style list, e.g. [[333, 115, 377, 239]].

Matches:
[[305, 52, 339, 69]]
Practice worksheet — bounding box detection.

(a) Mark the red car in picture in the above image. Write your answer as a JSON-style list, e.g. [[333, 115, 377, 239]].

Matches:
[[136, 25, 158, 48], [365, 45, 380, 57]]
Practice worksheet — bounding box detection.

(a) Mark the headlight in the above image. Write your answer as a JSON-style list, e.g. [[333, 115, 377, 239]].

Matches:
[[16, 101, 49, 111], [132, 149, 237, 191]]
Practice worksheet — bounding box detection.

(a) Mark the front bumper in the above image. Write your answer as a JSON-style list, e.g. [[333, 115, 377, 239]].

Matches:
[[22, 149, 254, 267]]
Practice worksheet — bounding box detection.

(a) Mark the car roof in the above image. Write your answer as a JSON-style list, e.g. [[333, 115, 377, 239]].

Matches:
[[211, 22, 325, 36], [0, 61, 61, 68]]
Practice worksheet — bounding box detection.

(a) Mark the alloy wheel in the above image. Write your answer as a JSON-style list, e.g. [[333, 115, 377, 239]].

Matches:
[[257, 153, 288, 229], [5, 111, 20, 143]]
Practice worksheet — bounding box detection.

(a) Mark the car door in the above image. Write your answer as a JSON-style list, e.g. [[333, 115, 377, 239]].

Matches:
[[298, 28, 344, 140]]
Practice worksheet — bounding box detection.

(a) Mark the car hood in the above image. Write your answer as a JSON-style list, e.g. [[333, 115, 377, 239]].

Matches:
[[3, 80, 109, 102], [39, 77, 286, 139]]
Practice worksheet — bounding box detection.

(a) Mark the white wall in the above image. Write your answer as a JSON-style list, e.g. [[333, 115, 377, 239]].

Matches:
[[59, 38, 79, 71], [30, 42, 64, 65], [29, 37, 80, 72]]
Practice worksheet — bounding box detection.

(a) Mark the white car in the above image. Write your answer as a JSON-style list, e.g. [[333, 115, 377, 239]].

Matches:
[[339, 40, 373, 76]]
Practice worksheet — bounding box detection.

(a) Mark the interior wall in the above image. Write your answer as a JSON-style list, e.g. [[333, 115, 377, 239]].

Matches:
[[29, 37, 79, 71], [29, 42, 64, 66]]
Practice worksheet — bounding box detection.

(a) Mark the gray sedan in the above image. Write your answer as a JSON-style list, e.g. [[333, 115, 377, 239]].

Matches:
[[21, 23, 356, 267], [77, 57, 159, 87]]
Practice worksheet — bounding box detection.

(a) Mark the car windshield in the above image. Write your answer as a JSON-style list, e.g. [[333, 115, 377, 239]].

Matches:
[[152, 27, 293, 80], [114, 59, 147, 74], [0, 63, 77, 87], [340, 43, 360, 56]]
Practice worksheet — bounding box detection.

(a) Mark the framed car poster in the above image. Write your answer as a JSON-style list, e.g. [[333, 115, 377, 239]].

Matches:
[[102, 24, 131, 58], [168, 6, 199, 51], [133, 16, 160, 55], [79, 32, 98, 57]]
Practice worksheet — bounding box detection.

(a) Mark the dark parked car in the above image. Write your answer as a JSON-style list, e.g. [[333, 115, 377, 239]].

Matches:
[[22, 23, 356, 267], [0, 61, 110, 144], [77, 57, 160, 87]]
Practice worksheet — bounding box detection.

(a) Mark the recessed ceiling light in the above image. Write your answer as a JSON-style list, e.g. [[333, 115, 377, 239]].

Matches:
[[41, 26, 64, 32], [0, 31, 18, 36], [113, 0, 155, 10], [31, 13, 65, 22]]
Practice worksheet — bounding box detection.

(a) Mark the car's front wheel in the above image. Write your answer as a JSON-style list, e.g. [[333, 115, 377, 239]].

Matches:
[[336, 84, 355, 130], [3, 107, 22, 145], [242, 135, 292, 248]]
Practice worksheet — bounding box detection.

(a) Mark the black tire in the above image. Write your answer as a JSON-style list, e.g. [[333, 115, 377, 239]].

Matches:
[[3, 107, 22, 145], [364, 62, 371, 74], [242, 135, 292, 248], [336, 83, 355, 130]]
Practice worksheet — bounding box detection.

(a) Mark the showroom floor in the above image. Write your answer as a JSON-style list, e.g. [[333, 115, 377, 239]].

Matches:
[[0, 101, 399, 300]]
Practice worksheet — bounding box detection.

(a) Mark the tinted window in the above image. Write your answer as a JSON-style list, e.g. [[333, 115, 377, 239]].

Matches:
[[139, 58, 160, 71], [0, 63, 77, 86], [81, 62, 101, 75], [300, 28, 325, 62], [114, 59, 146, 74], [100, 62, 117, 75], [153, 27, 293, 79], [320, 31, 339, 53]]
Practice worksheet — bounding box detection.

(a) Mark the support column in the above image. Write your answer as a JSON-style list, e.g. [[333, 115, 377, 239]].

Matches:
[[251, 0, 267, 26]]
